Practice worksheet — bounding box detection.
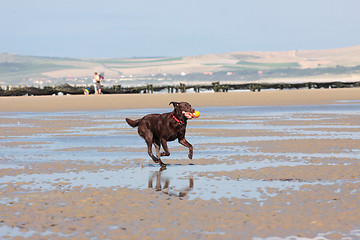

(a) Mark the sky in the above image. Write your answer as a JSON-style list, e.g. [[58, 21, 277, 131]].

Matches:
[[1, 0, 359, 58]]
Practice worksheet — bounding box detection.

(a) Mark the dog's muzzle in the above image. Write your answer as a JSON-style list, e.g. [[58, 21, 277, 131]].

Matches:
[[182, 111, 195, 119]]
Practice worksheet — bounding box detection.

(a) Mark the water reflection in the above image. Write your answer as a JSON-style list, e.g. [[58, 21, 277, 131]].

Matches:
[[148, 168, 194, 198]]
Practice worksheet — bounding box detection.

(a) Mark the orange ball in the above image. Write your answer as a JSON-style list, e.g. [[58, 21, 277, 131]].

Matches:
[[194, 111, 200, 118]]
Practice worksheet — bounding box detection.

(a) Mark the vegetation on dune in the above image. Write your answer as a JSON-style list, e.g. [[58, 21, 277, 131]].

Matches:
[[106, 62, 185, 69], [231, 53, 261, 60], [0, 62, 77, 74], [236, 61, 301, 68], [89, 57, 183, 64]]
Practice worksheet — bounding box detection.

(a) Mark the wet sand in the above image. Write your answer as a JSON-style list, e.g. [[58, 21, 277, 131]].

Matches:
[[1, 88, 360, 239]]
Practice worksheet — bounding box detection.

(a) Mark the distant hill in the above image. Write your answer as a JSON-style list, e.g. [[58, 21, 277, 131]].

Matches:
[[1, 45, 360, 87]]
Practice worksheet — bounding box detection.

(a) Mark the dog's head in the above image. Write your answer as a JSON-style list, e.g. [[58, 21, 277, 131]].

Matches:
[[169, 101, 195, 120]]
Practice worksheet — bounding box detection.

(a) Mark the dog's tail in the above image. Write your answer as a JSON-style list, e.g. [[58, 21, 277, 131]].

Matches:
[[125, 118, 140, 128]]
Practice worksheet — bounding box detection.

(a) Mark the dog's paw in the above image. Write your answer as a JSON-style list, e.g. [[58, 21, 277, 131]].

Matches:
[[188, 152, 193, 159], [160, 161, 167, 169], [152, 157, 159, 163], [160, 152, 170, 157]]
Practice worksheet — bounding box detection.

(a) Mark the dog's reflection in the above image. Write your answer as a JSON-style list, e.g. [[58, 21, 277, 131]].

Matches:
[[148, 168, 194, 198]]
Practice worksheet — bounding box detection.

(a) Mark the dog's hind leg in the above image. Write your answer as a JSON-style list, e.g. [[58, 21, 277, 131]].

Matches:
[[139, 126, 159, 164]]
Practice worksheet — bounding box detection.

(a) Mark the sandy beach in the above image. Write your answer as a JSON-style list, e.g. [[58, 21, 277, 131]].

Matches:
[[1, 88, 360, 239], [1, 88, 360, 112]]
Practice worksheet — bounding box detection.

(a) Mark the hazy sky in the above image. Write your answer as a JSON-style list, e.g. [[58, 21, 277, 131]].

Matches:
[[1, 0, 359, 58]]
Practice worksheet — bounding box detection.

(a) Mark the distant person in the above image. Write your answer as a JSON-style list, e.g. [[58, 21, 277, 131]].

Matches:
[[83, 87, 90, 95], [93, 72, 102, 94], [99, 72, 105, 83], [99, 72, 105, 94]]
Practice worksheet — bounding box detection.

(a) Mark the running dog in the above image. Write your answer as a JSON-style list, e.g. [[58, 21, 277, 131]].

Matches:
[[125, 102, 196, 167]]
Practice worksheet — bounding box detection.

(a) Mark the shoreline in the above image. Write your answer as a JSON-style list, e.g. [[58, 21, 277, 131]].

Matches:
[[1, 88, 360, 112]]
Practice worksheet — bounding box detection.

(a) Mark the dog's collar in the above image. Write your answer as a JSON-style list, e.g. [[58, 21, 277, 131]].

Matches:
[[172, 113, 184, 124]]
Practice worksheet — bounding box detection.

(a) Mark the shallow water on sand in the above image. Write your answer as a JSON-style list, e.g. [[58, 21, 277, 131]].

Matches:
[[1, 104, 360, 201], [1, 103, 360, 239]]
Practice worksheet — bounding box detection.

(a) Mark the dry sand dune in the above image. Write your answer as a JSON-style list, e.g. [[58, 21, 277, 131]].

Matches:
[[12, 44, 360, 79]]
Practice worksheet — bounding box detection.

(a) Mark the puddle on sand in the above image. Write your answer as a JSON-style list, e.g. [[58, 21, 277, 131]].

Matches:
[[0, 163, 338, 201], [1, 104, 360, 201]]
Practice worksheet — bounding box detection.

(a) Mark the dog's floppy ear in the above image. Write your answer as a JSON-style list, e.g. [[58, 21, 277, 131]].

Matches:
[[169, 102, 180, 108]]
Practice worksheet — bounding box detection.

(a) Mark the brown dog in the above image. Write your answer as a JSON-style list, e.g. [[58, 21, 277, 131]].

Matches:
[[125, 102, 195, 167]]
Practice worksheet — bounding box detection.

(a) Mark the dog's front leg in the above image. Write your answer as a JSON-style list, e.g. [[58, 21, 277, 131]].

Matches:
[[147, 142, 166, 167], [151, 139, 167, 167], [179, 138, 193, 159], [153, 139, 161, 159], [143, 136, 160, 164]]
